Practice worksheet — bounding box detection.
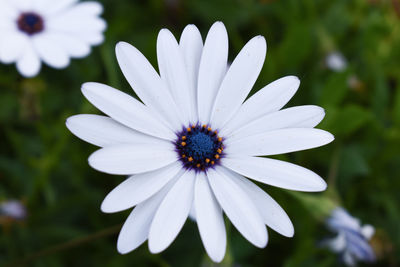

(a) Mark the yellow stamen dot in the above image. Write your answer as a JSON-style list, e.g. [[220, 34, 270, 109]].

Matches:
[[214, 130, 218, 134], [192, 125, 195, 128], [182, 154, 186, 158], [205, 158, 210, 163], [196, 163, 201, 168], [211, 161, 215, 165], [215, 154, 220, 159], [188, 157, 193, 162], [207, 127, 212, 131], [217, 149, 222, 154], [202, 124, 207, 128], [218, 137, 222, 142], [181, 136, 186, 140], [181, 142, 186, 146], [187, 127, 191, 132]]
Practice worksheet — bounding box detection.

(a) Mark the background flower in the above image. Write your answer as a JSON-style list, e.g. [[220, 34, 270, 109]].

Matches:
[[0, 0, 106, 77], [322, 208, 376, 266]]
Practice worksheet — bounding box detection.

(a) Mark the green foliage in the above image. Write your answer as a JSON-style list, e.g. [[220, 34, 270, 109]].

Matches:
[[1, 0, 399, 266]]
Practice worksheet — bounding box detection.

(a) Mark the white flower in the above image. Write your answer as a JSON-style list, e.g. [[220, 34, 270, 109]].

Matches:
[[66, 22, 334, 262], [325, 51, 348, 72], [323, 208, 376, 266], [0, 0, 106, 77], [0, 200, 27, 220]]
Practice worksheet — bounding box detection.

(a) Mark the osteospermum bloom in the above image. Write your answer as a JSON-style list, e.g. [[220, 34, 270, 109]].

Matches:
[[66, 22, 334, 262], [0, 200, 27, 220], [323, 208, 376, 266], [0, 0, 106, 77]]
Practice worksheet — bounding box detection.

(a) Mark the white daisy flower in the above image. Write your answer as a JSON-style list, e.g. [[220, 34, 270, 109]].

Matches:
[[0, 200, 27, 220], [0, 0, 106, 77], [325, 51, 347, 72], [66, 22, 334, 262], [323, 208, 376, 266]]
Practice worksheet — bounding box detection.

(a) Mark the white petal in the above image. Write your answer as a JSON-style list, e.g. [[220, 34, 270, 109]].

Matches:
[[222, 76, 299, 134], [66, 114, 165, 147], [179, 24, 203, 121], [226, 169, 294, 237], [225, 106, 326, 142], [115, 42, 184, 130], [88, 143, 178, 175], [45, 32, 91, 58], [197, 22, 228, 123], [47, 13, 106, 33], [16, 43, 41, 78], [210, 36, 267, 129], [157, 29, 194, 123], [207, 167, 268, 248], [0, 0, 18, 19], [225, 128, 334, 156], [0, 32, 28, 63], [81, 82, 175, 140], [59, 1, 103, 17], [10, 0, 32, 11], [117, 177, 177, 254], [34, 0, 78, 15], [101, 162, 182, 213], [32, 34, 70, 69], [195, 172, 226, 262], [148, 171, 195, 253], [361, 225, 375, 240], [223, 156, 327, 192]]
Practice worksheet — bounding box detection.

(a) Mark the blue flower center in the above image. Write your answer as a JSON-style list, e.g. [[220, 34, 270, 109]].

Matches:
[[17, 12, 44, 35], [176, 124, 224, 171]]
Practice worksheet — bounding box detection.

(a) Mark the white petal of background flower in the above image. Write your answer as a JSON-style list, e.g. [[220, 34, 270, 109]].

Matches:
[[221, 76, 300, 136], [117, 177, 177, 254], [33, 34, 70, 68], [81, 82, 176, 140], [208, 167, 268, 248], [226, 105, 325, 142], [210, 35, 267, 129], [223, 156, 327, 192], [115, 42, 184, 130], [229, 169, 294, 237], [88, 143, 178, 175], [148, 171, 195, 253], [66, 114, 166, 148], [0, 32, 27, 63], [157, 29, 195, 124], [101, 162, 182, 213], [194, 172, 226, 262], [197, 21, 228, 123], [225, 128, 334, 156], [16, 42, 41, 77], [44, 32, 91, 58], [179, 24, 203, 120]]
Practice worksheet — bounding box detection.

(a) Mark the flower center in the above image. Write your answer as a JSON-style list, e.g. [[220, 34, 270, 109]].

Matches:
[[17, 12, 44, 35], [175, 124, 224, 171]]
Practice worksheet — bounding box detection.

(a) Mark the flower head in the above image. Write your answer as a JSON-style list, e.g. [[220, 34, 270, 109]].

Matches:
[[66, 22, 334, 262], [0, 200, 27, 220], [325, 51, 348, 72], [0, 0, 106, 77], [323, 208, 376, 266]]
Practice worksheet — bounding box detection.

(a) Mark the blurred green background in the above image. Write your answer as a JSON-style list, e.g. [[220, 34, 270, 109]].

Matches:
[[1, 0, 400, 266]]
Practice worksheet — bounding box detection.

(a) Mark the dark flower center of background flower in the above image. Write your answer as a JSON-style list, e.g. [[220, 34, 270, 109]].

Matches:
[[175, 124, 224, 171], [17, 12, 44, 35]]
